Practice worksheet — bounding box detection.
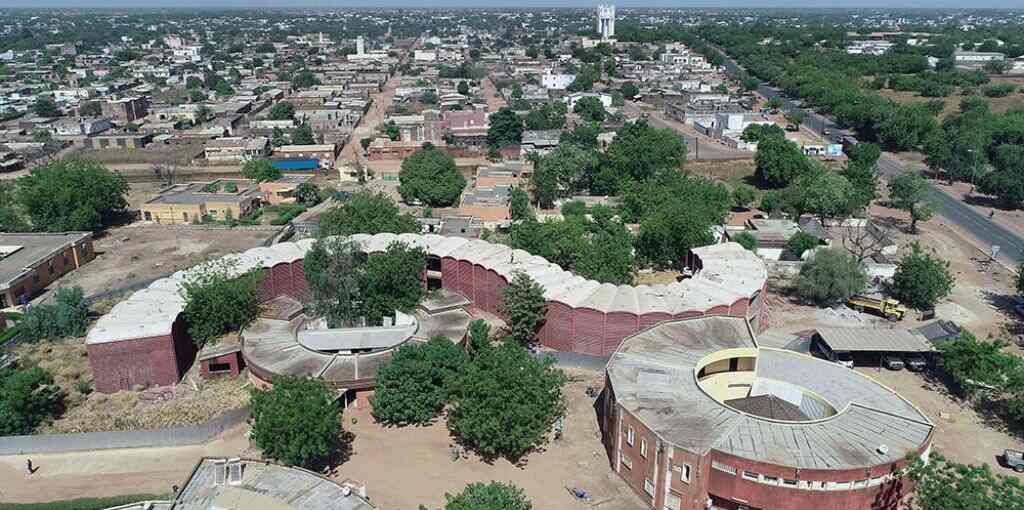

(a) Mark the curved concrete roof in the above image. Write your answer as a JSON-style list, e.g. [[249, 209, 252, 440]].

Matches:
[[86, 234, 767, 345], [606, 317, 933, 470]]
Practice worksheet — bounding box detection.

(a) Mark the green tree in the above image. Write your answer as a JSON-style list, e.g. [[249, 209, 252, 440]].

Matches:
[[890, 243, 954, 309], [794, 248, 866, 305], [887, 171, 933, 234], [17, 286, 90, 343], [573, 96, 606, 123], [317, 192, 419, 237], [510, 187, 531, 221], [908, 453, 1024, 510], [487, 107, 524, 148], [457, 80, 470, 95], [79, 100, 102, 117], [755, 135, 810, 188], [740, 123, 785, 143], [304, 238, 364, 328], [295, 182, 322, 206], [445, 482, 533, 510], [0, 181, 29, 232], [783, 231, 820, 260], [16, 158, 128, 232], [448, 342, 567, 461], [267, 101, 295, 121], [620, 82, 640, 99], [241, 159, 282, 183], [500, 272, 547, 345], [467, 319, 491, 357], [937, 332, 1020, 397], [359, 241, 427, 325], [559, 122, 600, 149], [604, 120, 687, 188], [785, 164, 854, 223], [398, 145, 466, 207], [841, 143, 881, 213], [181, 261, 262, 346], [250, 375, 342, 469], [733, 231, 758, 251], [979, 144, 1024, 209], [785, 110, 807, 127], [371, 336, 468, 425], [0, 366, 65, 435], [731, 183, 757, 210], [33, 97, 60, 117], [291, 123, 316, 145], [291, 70, 320, 89], [420, 89, 439, 105]]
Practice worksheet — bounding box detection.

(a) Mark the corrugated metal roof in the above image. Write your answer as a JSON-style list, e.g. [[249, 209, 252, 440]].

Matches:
[[815, 327, 935, 353]]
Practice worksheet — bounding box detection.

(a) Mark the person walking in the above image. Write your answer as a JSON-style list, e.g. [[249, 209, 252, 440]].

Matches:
[[26, 459, 33, 475]]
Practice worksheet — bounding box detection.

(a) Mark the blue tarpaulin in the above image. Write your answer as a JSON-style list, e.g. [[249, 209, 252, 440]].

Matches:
[[271, 159, 319, 171]]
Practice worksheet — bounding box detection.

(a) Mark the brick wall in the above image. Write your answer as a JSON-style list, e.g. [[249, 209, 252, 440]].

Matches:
[[199, 352, 244, 379], [88, 334, 184, 393]]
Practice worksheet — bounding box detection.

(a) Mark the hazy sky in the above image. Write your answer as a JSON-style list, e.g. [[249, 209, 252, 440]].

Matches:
[[0, 0, 1022, 9]]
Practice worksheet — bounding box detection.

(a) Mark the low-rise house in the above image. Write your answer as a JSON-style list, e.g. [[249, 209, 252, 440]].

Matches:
[[521, 129, 561, 155], [0, 232, 95, 307], [271, 143, 338, 169], [102, 96, 150, 123], [52, 118, 112, 137], [459, 183, 513, 224], [203, 136, 270, 162], [141, 179, 263, 224], [83, 132, 153, 149], [259, 175, 313, 205]]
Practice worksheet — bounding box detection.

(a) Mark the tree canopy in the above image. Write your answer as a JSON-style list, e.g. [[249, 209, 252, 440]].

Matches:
[[358, 241, 427, 325], [267, 101, 295, 121], [241, 159, 282, 183], [500, 272, 547, 345], [794, 248, 866, 305], [0, 366, 65, 435], [370, 336, 468, 426], [250, 375, 342, 470], [398, 145, 466, 207], [16, 158, 129, 232], [509, 212, 634, 284], [487, 107, 523, 148], [603, 120, 687, 191], [181, 260, 262, 346], [573, 96, 606, 123], [755, 135, 810, 188], [447, 342, 567, 462], [445, 482, 533, 510], [889, 243, 954, 309], [317, 191, 419, 237], [908, 452, 1024, 510], [887, 171, 934, 234]]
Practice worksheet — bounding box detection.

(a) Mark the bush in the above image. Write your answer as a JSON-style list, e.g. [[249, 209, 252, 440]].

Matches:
[[0, 494, 166, 510], [445, 482, 533, 510], [732, 232, 758, 251], [0, 366, 65, 435], [794, 248, 866, 305], [784, 231, 820, 259], [370, 336, 468, 425], [18, 286, 89, 343], [500, 272, 547, 345], [250, 375, 342, 469], [982, 83, 1018, 98], [889, 243, 954, 309], [181, 261, 262, 347]]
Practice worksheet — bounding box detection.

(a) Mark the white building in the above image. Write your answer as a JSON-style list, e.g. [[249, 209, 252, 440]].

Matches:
[[954, 50, 1005, 64], [541, 72, 575, 90], [414, 50, 437, 62], [564, 92, 613, 110], [596, 4, 615, 40], [356, 36, 365, 55]]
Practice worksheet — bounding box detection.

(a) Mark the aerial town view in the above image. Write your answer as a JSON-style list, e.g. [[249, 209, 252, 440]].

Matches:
[[1, 3, 1024, 510]]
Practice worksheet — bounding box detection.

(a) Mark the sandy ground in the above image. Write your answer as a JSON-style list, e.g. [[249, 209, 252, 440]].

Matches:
[[339, 74, 400, 168], [481, 77, 507, 112], [0, 425, 252, 503], [335, 370, 648, 510], [51, 224, 274, 302]]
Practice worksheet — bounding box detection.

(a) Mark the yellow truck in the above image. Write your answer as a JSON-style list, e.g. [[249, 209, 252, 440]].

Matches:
[[847, 295, 908, 321]]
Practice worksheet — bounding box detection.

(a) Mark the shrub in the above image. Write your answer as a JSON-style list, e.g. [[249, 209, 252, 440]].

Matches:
[[370, 336, 468, 425], [180, 261, 262, 346], [18, 286, 89, 343], [250, 375, 342, 469], [732, 231, 758, 251], [794, 248, 866, 305]]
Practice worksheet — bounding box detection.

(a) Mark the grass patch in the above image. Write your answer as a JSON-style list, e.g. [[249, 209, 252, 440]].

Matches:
[[264, 203, 307, 226], [0, 494, 167, 510]]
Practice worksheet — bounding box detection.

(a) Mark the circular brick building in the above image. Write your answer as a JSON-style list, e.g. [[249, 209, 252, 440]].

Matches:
[[601, 316, 933, 510], [86, 233, 768, 393]]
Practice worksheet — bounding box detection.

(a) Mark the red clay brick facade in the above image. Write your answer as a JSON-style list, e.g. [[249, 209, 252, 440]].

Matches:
[[199, 352, 245, 379], [87, 316, 194, 393]]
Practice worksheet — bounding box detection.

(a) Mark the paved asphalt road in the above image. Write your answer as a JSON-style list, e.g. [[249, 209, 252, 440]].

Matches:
[[710, 43, 1024, 264]]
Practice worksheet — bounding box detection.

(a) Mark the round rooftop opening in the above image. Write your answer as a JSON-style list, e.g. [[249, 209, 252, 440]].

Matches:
[[695, 349, 838, 422]]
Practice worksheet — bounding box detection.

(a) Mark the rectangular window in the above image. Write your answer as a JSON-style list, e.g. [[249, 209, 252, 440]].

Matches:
[[711, 461, 736, 475], [208, 362, 232, 373], [783, 479, 798, 487], [742, 471, 759, 481], [643, 478, 655, 496], [853, 479, 868, 489], [640, 438, 648, 458], [32, 274, 40, 284], [621, 455, 633, 470], [665, 492, 682, 510], [626, 426, 635, 446], [763, 476, 779, 485], [681, 464, 692, 483]]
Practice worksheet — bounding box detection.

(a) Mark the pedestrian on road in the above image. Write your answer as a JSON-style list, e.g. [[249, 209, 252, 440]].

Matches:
[[990, 211, 996, 219], [26, 459, 33, 475]]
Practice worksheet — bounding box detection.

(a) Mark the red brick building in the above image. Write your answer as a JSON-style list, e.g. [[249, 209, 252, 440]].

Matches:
[[602, 317, 933, 510], [86, 235, 768, 392]]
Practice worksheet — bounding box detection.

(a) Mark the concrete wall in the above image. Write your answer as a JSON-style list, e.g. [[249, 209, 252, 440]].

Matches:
[[0, 406, 249, 455]]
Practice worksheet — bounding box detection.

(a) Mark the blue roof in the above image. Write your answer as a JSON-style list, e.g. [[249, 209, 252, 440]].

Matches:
[[271, 159, 319, 170]]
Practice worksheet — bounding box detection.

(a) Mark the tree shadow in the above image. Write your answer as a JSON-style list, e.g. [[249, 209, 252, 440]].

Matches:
[[963, 193, 1014, 211], [317, 429, 356, 475], [870, 475, 905, 510]]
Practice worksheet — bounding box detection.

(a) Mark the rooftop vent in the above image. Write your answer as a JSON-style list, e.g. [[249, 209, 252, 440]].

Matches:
[[227, 458, 243, 485], [877, 444, 890, 456]]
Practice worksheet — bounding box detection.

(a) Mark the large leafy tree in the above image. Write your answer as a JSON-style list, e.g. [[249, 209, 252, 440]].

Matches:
[[33, 97, 60, 117], [794, 248, 866, 305], [487, 107, 523, 148], [979, 144, 1024, 209], [510, 214, 634, 284], [0, 181, 30, 232], [840, 143, 881, 213], [500, 272, 547, 345], [785, 164, 854, 223], [0, 366, 65, 435], [359, 241, 427, 325], [304, 238, 365, 328], [16, 158, 129, 232], [317, 192, 419, 237], [181, 260, 263, 346], [755, 135, 810, 188], [370, 336, 468, 426], [398, 145, 466, 207], [938, 332, 1021, 397], [445, 482, 533, 510], [291, 122, 316, 145], [604, 120, 687, 189], [529, 144, 601, 208], [267, 101, 295, 121], [250, 376, 342, 470], [241, 159, 282, 183], [17, 286, 90, 343], [890, 243, 954, 309], [887, 171, 933, 234], [573, 96, 606, 123], [448, 342, 567, 462]]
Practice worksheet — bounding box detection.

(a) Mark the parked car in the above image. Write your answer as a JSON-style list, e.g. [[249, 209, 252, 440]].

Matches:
[[1005, 449, 1024, 473], [883, 355, 905, 371], [785, 124, 799, 132], [822, 128, 832, 136], [903, 354, 927, 372]]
